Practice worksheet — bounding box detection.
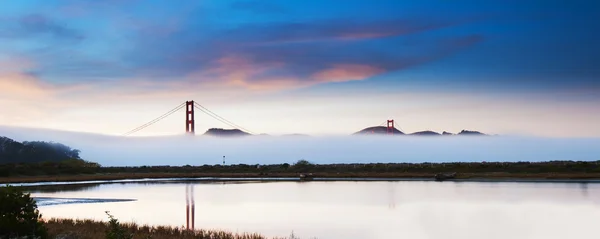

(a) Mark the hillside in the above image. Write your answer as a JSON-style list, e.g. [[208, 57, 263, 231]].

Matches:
[[0, 136, 82, 164], [353, 126, 405, 135], [203, 128, 251, 137], [457, 130, 486, 136], [410, 131, 441, 136], [354, 126, 487, 136]]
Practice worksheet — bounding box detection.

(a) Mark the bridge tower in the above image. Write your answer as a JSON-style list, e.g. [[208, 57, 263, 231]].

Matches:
[[185, 101, 195, 135], [387, 120, 394, 135]]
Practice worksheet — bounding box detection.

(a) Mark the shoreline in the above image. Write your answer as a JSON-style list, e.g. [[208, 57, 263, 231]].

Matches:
[[4, 172, 600, 186]]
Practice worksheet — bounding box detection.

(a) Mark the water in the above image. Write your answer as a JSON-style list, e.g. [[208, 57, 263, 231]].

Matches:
[[28, 180, 600, 239]]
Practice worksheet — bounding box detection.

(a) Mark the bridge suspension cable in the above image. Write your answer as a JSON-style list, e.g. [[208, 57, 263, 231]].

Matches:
[[193, 102, 256, 134], [123, 102, 186, 136]]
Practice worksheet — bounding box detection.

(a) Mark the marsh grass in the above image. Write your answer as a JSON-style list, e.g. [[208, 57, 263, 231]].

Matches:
[[3, 160, 600, 184], [44, 218, 289, 239]]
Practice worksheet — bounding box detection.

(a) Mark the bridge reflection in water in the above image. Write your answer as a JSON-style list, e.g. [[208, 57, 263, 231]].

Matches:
[[185, 184, 195, 230]]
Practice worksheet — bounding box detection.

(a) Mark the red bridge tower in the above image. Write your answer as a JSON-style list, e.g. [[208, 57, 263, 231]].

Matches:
[[387, 120, 394, 135], [185, 101, 195, 135]]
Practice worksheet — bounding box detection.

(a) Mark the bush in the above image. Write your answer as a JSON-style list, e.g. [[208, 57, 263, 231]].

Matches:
[[294, 160, 312, 167], [105, 211, 132, 239], [0, 185, 48, 239]]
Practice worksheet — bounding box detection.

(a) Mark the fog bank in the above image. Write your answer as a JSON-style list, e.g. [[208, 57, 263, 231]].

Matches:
[[1, 126, 598, 166]]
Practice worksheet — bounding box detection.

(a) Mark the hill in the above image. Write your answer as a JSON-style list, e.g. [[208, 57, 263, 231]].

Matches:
[[457, 130, 486, 136], [0, 136, 82, 164], [353, 126, 405, 135], [203, 128, 251, 137], [410, 131, 441, 136], [354, 126, 488, 136]]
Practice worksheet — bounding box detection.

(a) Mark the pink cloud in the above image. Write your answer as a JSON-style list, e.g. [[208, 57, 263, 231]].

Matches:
[[186, 56, 384, 91], [0, 58, 67, 99], [312, 64, 384, 83]]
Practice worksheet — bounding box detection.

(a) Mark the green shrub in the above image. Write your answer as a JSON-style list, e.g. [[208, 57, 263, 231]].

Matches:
[[105, 211, 132, 239], [0, 185, 48, 239]]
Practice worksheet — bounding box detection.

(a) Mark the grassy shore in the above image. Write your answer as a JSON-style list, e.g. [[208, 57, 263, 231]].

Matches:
[[45, 218, 290, 239], [3, 160, 600, 184], [3, 171, 600, 184]]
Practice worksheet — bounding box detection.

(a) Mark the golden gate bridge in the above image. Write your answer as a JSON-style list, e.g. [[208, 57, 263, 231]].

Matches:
[[122, 100, 397, 136]]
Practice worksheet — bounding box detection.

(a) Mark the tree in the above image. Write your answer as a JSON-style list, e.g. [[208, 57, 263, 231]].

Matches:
[[294, 159, 312, 167], [292, 159, 313, 172], [0, 185, 47, 239]]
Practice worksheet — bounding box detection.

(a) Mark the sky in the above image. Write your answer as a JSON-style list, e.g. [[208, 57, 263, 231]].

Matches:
[[0, 0, 599, 137]]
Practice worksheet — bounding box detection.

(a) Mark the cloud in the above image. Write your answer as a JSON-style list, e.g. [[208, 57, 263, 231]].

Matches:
[[179, 32, 480, 91], [0, 14, 83, 41], [220, 17, 478, 44], [0, 58, 82, 124], [312, 64, 384, 83], [0, 3, 485, 92], [117, 17, 483, 90], [0, 55, 257, 111], [208, 34, 482, 90], [100, 11, 484, 85], [0, 58, 79, 100]]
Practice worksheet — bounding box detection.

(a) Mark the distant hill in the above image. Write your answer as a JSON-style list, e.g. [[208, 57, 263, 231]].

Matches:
[[410, 131, 441, 136], [203, 128, 251, 137], [0, 136, 82, 164], [457, 130, 487, 136], [354, 126, 488, 136], [440, 130, 487, 136], [354, 126, 404, 135]]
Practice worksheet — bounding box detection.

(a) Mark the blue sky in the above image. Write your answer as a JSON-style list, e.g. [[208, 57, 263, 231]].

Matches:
[[0, 0, 599, 137]]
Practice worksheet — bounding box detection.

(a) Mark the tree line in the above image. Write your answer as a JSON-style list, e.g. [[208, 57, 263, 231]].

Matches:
[[2, 159, 600, 178], [0, 136, 82, 164]]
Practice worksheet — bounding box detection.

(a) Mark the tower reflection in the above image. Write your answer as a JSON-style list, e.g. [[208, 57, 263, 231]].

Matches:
[[185, 184, 195, 230]]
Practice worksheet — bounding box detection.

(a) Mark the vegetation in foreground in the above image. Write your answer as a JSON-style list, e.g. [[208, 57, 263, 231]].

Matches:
[[0, 185, 48, 238], [45, 216, 296, 239]]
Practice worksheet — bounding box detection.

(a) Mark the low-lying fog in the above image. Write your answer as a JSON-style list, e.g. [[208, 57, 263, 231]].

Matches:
[[1, 126, 599, 166]]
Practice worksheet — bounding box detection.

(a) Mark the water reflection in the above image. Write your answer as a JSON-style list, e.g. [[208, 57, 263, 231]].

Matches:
[[24, 180, 275, 194], [185, 184, 195, 230], [580, 183, 589, 197], [388, 183, 395, 209], [31, 181, 600, 239]]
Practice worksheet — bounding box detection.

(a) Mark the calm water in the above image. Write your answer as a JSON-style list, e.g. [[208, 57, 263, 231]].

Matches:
[[28, 180, 600, 239]]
